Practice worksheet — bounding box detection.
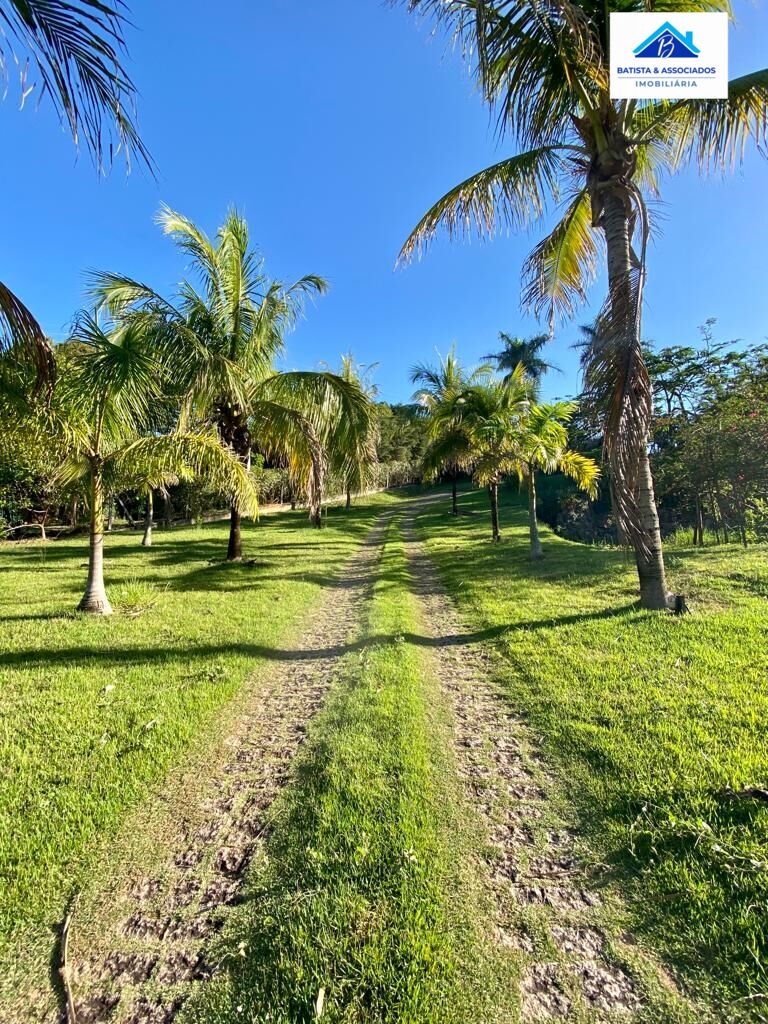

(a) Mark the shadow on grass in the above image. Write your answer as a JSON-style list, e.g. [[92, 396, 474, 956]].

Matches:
[[0, 603, 640, 671]]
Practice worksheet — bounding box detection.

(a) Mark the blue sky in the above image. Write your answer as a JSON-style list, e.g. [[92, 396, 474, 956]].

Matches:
[[2, 0, 767, 402]]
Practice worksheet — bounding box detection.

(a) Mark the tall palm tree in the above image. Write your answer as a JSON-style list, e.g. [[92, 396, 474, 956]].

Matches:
[[410, 346, 490, 514], [484, 332, 558, 388], [514, 401, 599, 559], [1, 0, 149, 387], [423, 367, 531, 541], [399, 0, 768, 609], [55, 312, 258, 614], [93, 207, 375, 559]]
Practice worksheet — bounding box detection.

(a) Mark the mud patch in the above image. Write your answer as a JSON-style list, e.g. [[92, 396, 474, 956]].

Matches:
[[520, 963, 572, 1019]]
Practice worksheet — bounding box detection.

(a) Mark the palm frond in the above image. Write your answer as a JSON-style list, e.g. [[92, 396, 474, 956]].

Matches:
[[580, 277, 651, 548], [63, 310, 161, 443], [522, 188, 599, 329], [87, 271, 179, 317], [558, 448, 600, 499], [258, 370, 376, 483], [400, 0, 602, 147], [0, 280, 55, 391], [421, 428, 473, 482], [398, 147, 567, 264], [107, 431, 259, 517], [635, 69, 768, 170], [0, 0, 151, 171]]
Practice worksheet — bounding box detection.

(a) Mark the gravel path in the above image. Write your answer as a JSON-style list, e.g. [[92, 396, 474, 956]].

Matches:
[[65, 511, 394, 1024], [61, 499, 699, 1024], [401, 510, 697, 1022]]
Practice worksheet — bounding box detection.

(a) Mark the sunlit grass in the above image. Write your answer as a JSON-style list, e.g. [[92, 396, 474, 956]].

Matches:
[[0, 494, 409, 989], [415, 485, 768, 1015]]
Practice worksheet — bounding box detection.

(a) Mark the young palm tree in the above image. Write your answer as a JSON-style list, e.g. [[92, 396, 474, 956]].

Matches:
[[0, 1, 149, 387], [334, 355, 379, 509], [399, 0, 768, 609], [92, 207, 375, 558], [410, 346, 490, 514], [514, 401, 599, 559], [56, 312, 258, 614], [484, 332, 558, 386], [423, 367, 531, 541]]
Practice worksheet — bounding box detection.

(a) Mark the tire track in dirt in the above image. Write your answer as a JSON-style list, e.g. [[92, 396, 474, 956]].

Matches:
[[401, 511, 700, 1023], [64, 511, 395, 1024]]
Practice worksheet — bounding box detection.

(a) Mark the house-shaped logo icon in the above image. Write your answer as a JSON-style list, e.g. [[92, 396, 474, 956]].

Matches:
[[633, 21, 700, 58]]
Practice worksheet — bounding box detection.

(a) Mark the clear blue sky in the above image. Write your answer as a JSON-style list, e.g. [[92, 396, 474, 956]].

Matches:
[[2, 0, 767, 402]]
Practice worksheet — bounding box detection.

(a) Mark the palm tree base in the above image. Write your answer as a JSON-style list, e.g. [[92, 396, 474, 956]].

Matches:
[[78, 594, 113, 615]]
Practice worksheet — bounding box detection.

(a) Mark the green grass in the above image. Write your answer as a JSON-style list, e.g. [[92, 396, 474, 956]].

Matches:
[[0, 493, 410, 992], [415, 485, 768, 1018], [184, 518, 515, 1024]]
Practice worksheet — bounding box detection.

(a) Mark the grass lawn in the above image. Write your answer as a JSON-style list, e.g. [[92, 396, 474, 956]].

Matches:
[[0, 493, 409, 998], [415, 485, 768, 1017], [183, 516, 513, 1024]]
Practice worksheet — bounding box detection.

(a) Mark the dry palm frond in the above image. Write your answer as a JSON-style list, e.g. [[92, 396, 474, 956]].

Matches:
[[0, 281, 55, 393]]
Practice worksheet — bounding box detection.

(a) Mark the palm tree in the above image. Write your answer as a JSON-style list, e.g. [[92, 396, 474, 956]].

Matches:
[[410, 346, 490, 514], [1, 1, 149, 388], [55, 312, 258, 614], [484, 332, 560, 390], [423, 367, 530, 541], [92, 207, 375, 559], [334, 355, 379, 509], [399, 0, 768, 609], [514, 401, 599, 560]]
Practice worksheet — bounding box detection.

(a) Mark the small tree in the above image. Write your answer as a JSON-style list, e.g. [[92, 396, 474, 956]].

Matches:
[[514, 402, 599, 559], [56, 313, 258, 614], [423, 368, 530, 542], [411, 347, 491, 515]]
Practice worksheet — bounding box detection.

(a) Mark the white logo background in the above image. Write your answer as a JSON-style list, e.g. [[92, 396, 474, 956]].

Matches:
[[610, 13, 728, 99]]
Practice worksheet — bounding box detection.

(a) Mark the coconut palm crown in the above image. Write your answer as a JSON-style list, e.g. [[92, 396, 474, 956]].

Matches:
[[92, 207, 376, 557], [483, 332, 558, 387], [399, 0, 768, 610]]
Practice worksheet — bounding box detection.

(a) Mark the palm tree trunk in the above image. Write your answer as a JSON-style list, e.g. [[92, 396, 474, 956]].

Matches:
[[452, 472, 458, 515], [164, 491, 173, 529], [489, 482, 501, 543], [116, 494, 136, 529], [635, 447, 670, 610], [601, 187, 670, 610], [79, 464, 112, 614], [228, 503, 242, 561], [528, 468, 543, 560], [346, 484, 352, 510], [142, 489, 154, 547]]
